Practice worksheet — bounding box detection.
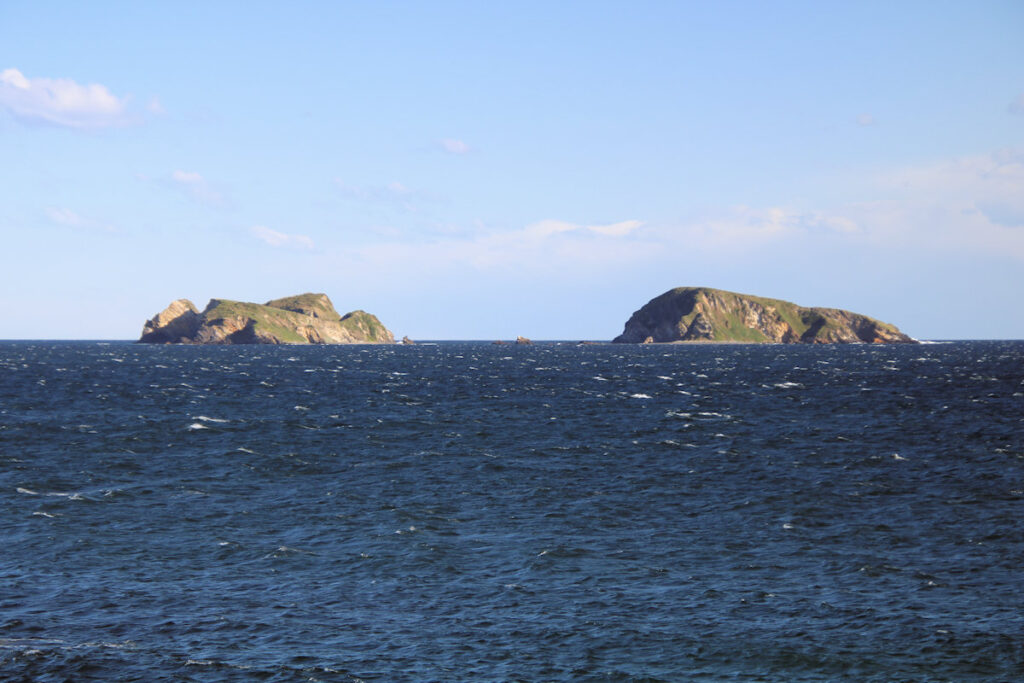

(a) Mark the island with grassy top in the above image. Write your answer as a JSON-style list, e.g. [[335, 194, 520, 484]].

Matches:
[[613, 287, 916, 344], [139, 293, 394, 344]]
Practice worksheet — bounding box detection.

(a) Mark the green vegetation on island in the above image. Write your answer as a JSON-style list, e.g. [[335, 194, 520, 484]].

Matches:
[[140, 293, 394, 344], [613, 287, 916, 344]]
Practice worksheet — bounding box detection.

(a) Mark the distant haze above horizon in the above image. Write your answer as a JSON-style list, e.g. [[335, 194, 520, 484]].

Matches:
[[2, 2, 1022, 340]]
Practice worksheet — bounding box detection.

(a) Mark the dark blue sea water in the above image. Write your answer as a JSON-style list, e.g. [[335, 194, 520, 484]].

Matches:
[[1, 340, 1022, 682]]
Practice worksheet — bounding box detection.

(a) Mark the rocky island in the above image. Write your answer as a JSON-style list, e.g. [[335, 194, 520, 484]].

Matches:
[[139, 293, 394, 344], [613, 287, 915, 344]]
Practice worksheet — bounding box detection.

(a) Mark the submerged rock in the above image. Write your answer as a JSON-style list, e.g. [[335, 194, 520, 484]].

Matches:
[[139, 293, 394, 344], [614, 287, 916, 344]]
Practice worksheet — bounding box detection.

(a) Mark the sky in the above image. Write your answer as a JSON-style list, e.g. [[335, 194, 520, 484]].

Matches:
[[1, 1, 1023, 340]]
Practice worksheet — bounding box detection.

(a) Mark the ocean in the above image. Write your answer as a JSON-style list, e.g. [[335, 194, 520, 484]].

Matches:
[[1, 340, 1021, 682]]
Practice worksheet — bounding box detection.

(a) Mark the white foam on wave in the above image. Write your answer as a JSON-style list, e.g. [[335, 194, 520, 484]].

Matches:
[[194, 415, 229, 423], [18, 487, 82, 499], [188, 423, 209, 431], [773, 382, 803, 389], [630, 393, 653, 399], [32, 511, 57, 518]]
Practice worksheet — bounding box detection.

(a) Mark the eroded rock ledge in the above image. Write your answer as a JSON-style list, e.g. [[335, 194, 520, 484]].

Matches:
[[613, 287, 916, 344], [140, 293, 394, 344]]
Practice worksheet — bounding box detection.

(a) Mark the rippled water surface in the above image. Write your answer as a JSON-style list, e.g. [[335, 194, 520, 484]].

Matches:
[[1, 340, 1022, 681]]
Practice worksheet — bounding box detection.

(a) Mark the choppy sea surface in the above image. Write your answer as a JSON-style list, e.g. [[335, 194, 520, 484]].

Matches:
[[1, 340, 1022, 682]]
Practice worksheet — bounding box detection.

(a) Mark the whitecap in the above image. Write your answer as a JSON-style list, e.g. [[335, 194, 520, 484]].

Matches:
[[32, 511, 56, 518], [187, 423, 209, 431], [16, 487, 38, 495], [630, 393, 653, 399], [194, 415, 228, 423], [593, 376, 609, 382], [773, 382, 802, 389]]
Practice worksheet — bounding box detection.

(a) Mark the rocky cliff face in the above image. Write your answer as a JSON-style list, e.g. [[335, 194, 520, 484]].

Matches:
[[139, 293, 394, 344], [139, 299, 202, 343], [613, 287, 916, 344]]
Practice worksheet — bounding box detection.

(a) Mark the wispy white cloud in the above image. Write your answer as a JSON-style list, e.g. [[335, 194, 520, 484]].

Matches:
[[588, 219, 644, 236], [851, 148, 1024, 257], [309, 149, 1024, 300], [521, 219, 644, 239], [45, 207, 86, 227], [440, 138, 471, 155], [44, 207, 115, 232], [333, 178, 425, 211], [341, 218, 651, 275], [169, 170, 227, 207], [856, 113, 875, 126], [251, 225, 314, 250], [0, 67, 131, 128]]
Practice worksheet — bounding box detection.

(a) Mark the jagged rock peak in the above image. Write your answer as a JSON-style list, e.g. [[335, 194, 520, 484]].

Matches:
[[613, 287, 915, 344], [139, 293, 394, 345], [140, 299, 201, 343]]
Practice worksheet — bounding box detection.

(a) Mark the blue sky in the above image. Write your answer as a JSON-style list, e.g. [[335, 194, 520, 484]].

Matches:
[[2, 1, 1022, 340]]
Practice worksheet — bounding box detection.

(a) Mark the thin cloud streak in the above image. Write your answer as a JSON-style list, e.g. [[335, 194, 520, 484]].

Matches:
[[168, 170, 227, 207], [319, 149, 1024, 287], [251, 225, 314, 250], [44, 207, 116, 233], [440, 138, 471, 154]]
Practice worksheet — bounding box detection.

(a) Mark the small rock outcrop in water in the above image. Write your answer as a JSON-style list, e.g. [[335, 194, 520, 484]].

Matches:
[[613, 287, 916, 344], [515, 336, 533, 345], [140, 293, 394, 344], [401, 336, 415, 345]]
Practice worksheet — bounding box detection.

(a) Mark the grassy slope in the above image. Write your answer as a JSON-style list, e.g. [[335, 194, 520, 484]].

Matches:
[[264, 293, 341, 321], [665, 287, 902, 342], [203, 295, 392, 343], [202, 299, 309, 342]]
